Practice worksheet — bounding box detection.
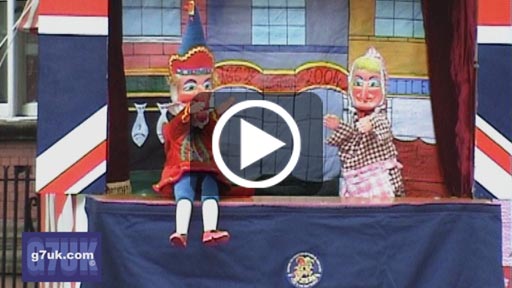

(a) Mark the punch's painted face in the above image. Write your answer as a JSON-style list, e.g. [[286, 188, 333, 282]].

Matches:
[[176, 74, 213, 104], [175, 74, 212, 124], [351, 69, 384, 112], [168, 46, 215, 117]]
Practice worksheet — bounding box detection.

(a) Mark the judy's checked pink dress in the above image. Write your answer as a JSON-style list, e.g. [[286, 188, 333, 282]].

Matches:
[[326, 112, 404, 197]]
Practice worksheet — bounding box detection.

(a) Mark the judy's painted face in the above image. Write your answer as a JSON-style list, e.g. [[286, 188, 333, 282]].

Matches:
[[351, 69, 384, 112]]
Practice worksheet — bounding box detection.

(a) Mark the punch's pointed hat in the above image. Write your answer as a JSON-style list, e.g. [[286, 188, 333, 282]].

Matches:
[[179, 1, 206, 55], [169, 1, 214, 79]]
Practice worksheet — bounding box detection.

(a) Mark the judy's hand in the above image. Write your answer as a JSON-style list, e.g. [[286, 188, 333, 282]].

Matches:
[[356, 116, 373, 133], [323, 114, 341, 130]]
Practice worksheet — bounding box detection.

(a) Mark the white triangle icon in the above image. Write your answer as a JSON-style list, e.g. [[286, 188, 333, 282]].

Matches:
[[240, 119, 286, 170]]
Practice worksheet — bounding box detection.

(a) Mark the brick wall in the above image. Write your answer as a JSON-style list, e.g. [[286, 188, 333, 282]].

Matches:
[[0, 140, 36, 221], [0, 141, 36, 169], [0, 120, 37, 221]]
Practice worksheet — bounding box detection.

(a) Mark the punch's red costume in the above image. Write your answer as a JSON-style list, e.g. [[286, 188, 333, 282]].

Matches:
[[153, 109, 228, 196]]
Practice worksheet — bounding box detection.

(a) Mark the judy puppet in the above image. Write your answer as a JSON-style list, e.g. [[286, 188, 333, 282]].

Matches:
[[324, 47, 405, 198]]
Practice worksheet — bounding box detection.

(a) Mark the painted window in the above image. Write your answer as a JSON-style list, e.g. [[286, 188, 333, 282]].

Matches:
[[375, 0, 424, 38], [252, 0, 306, 45], [123, 0, 181, 38]]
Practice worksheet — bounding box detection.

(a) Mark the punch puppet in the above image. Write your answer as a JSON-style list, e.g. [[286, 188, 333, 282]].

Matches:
[[153, 1, 231, 247], [324, 47, 404, 197]]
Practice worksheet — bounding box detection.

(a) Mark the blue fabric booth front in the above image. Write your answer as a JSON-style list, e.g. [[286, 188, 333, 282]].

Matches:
[[83, 196, 503, 288]]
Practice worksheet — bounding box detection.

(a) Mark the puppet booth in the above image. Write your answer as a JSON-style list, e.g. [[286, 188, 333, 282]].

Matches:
[[31, 0, 510, 287]]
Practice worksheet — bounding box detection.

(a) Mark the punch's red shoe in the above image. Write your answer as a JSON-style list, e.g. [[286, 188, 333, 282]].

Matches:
[[169, 233, 187, 248], [202, 230, 230, 246]]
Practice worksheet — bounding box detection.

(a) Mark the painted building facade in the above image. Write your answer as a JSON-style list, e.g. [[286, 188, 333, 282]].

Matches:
[[122, 0, 445, 197]]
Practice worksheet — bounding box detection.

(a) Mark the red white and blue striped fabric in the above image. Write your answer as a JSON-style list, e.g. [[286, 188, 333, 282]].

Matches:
[[36, 0, 109, 197], [38, 0, 108, 35], [19, 0, 109, 35], [36, 5, 109, 285], [36, 106, 107, 194], [475, 0, 512, 199]]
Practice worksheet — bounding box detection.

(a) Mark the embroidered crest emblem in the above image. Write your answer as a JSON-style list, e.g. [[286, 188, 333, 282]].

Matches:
[[286, 252, 322, 288]]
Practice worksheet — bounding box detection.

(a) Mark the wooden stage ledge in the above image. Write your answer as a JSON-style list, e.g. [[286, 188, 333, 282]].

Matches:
[[89, 194, 495, 207]]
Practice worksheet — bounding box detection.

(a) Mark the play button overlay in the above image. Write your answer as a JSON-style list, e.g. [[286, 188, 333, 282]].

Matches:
[[240, 119, 285, 170], [213, 100, 301, 188]]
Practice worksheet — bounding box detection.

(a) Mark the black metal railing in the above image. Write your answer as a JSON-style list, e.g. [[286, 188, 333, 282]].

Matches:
[[1, 165, 39, 288]]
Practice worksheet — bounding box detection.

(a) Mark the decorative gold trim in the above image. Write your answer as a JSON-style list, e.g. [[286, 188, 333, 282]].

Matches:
[[215, 60, 264, 72], [388, 74, 428, 79], [298, 85, 347, 94], [216, 83, 347, 94], [125, 68, 168, 76], [215, 84, 263, 93], [211, 111, 219, 122], [127, 92, 169, 98], [215, 60, 350, 75], [295, 61, 349, 74], [181, 104, 191, 123], [126, 60, 427, 80]]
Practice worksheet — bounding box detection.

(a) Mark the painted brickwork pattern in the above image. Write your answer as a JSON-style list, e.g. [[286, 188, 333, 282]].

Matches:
[[123, 0, 208, 70]]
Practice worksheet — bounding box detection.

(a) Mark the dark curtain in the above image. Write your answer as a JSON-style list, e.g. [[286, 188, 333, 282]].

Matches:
[[107, 0, 130, 186], [421, 0, 477, 197]]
